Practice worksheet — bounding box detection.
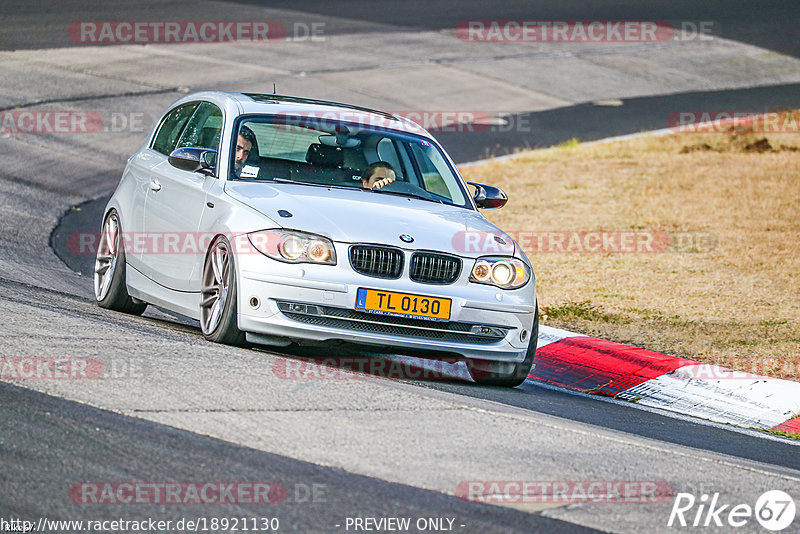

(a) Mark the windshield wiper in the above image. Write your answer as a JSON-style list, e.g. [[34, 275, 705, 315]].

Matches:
[[270, 177, 355, 191], [269, 178, 446, 204], [270, 177, 318, 186], [367, 188, 445, 205]]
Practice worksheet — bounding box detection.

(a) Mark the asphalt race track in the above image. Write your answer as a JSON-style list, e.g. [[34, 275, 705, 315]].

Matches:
[[2, 2, 800, 533], [2, 381, 596, 533]]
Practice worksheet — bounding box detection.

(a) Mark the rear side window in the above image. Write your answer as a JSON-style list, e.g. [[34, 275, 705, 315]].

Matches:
[[177, 102, 223, 151], [247, 121, 319, 162], [152, 103, 198, 155]]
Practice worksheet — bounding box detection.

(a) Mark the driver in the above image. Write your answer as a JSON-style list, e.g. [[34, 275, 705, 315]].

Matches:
[[361, 161, 396, 189], [234, 126, 257, 177]]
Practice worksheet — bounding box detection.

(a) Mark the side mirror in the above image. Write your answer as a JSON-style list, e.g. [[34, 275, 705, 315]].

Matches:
[[468, 182, 508, 209], [168, 147, 216, 177]]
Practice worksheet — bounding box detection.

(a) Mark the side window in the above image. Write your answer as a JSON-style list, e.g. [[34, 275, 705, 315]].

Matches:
[[176, 102, 223, 151], [152, 103, 198, 156], [376, 138, 405, 180], [408, 142, 464, 203]]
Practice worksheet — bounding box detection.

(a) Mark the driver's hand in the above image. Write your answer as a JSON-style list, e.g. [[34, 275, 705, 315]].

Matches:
[[371, 176, 395, 189]]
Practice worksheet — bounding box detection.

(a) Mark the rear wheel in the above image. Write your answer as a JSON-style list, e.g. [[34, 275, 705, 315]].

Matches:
[[94, 210, 147, 315], [200, 236, 246, 346], [468, 304, 538, 387]]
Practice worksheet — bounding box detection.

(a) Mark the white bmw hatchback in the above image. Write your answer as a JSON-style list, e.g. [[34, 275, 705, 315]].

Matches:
[[95, 92, 538, 386]]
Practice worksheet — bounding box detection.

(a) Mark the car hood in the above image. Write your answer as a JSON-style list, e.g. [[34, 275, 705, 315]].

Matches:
[[224, 181, 516, 258]]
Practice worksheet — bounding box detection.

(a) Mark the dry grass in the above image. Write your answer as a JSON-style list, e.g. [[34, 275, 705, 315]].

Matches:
[[462, 112, 800, 380]]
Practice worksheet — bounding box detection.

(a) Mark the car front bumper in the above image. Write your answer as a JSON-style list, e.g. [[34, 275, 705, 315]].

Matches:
[[236, 249, 537, 363]]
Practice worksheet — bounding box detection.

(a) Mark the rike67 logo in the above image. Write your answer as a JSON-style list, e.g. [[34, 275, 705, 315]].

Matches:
[[668, 490, 796, 531]]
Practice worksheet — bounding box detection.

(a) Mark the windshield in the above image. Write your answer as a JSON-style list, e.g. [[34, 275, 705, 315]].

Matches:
[[230, 114, 470, 208]]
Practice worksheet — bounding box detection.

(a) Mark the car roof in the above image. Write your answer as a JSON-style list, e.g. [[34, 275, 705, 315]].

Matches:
[[174, 91, 430, 137]]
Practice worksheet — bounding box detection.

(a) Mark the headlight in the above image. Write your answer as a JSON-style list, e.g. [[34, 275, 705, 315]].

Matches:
[[248, 230, 337, 265], [469, 256, 530, 289]]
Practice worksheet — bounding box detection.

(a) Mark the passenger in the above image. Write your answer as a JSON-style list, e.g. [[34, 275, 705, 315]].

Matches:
[[234, 126, 257, 177], [361, 161, 396, 189]]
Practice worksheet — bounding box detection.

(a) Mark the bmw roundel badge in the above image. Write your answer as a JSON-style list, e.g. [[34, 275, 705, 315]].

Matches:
[[399, 234, 414, 243]]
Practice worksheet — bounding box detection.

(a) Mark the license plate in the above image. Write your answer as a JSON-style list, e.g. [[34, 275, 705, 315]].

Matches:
[[355, 288, 451, 321]]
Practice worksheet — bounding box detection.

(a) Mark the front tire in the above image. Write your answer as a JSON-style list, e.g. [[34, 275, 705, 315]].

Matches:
[[200, 236, 245, 346], [468, 304, 538, 387], [94, 210, 147, 315]]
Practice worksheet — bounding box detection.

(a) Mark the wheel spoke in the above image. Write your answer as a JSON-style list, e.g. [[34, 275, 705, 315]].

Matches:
[[222, 254, 230, 282], [106, 217, 119, 255], [200, 289, 219, 308], [207, 300, 222, 332], [98, 231, 109, 256], [100, 271, 112, 297], [211, 247, 225, 284]]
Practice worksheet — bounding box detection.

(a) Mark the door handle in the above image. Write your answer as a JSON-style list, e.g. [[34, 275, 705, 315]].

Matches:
[[149, 179, 162, 192]]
